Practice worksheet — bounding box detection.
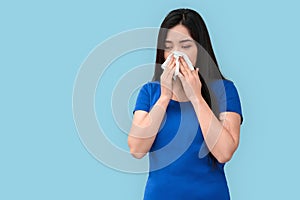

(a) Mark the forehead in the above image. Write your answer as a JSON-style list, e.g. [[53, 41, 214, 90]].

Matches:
[[165, 25, 192, 41]]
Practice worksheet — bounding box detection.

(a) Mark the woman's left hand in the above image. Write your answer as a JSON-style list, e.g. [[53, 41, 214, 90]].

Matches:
[[177, 57, 202, 102]]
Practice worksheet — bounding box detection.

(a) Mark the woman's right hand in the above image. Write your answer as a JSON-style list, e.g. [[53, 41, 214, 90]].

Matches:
[[160, 56, 176, 100]]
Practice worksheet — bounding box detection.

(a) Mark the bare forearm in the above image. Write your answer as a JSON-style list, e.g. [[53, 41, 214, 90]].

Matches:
[[191, 96, 237, 163], [128, 96, 170, 158]]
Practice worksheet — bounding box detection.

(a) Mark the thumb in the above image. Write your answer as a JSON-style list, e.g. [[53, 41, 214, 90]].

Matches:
[[178, 72, 183, 79]]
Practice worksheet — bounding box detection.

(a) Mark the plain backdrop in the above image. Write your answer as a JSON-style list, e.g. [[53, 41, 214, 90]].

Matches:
[[1, 0, 299, 199]]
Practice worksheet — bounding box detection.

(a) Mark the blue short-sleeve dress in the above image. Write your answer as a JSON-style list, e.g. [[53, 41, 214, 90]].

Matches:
[[133, 79, 243, 200]]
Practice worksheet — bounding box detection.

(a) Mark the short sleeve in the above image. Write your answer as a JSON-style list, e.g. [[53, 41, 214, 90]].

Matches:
[[210, 80, 243, 124], [132, 83, 151, 114]]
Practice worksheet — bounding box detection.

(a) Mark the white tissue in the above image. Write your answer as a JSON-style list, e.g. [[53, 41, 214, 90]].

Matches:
[[161, 51, 195, 80]]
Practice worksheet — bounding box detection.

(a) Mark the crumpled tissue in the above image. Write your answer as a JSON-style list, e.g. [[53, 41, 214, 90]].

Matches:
[[161, 51, 195, 80]]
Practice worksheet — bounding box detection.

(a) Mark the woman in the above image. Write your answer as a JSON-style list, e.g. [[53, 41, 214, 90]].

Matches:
[[128, 8, 243, 200]]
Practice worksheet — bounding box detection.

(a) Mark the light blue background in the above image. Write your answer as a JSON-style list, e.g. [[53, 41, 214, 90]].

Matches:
[[1, 0, 299, 199]]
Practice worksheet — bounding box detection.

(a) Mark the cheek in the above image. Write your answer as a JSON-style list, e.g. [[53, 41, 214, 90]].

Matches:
[[186, 49, 198, 66], [164, 51, 170, 60], [190, 51, 198, 66]]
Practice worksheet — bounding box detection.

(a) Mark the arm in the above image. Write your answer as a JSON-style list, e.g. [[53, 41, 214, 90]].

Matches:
[[128, 96, 170, 159], [178, 57, 242, 163], [191, 97, 241, 163], [128, 56, 176, 159]]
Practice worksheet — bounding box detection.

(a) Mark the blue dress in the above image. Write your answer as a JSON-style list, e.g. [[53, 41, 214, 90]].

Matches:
[[133, 80, 243, 200]]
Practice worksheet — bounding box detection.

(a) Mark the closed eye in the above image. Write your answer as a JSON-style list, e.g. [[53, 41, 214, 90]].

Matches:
[[182, 45, 191, 49], [164, 46, 173, 50]]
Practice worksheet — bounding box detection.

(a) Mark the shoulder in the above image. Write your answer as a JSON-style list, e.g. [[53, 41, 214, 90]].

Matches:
[[139, 81, 161, 94], [209, 79, 243, 123], [137, 81, 161, 104], [133, 81, 161, 113], [208, 79, 239, 96], [208, 78, 235, 88]]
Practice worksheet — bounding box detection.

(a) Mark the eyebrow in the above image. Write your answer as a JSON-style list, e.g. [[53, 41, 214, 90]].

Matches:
[[165, 39, 193, 43]]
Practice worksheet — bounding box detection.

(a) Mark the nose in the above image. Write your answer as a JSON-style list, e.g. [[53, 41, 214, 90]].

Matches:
[[172, 45, 179, 52]]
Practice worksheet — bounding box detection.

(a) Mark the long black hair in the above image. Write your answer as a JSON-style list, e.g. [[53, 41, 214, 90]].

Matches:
[[152, 8, 228, 168]]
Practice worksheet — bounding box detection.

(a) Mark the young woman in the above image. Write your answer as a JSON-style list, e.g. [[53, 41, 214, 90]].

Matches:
[[128, 8, 243, 200]]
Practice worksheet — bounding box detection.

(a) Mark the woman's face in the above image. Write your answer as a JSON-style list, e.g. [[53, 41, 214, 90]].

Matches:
[[164, 24, 198, 66]]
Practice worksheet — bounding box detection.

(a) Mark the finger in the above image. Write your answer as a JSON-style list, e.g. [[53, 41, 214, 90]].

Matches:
[[179, 57, 189, 74], [166, 56, 175, 69], [179, 58, 188, 77], [193, 68, 202, 85], [179, 57, 192, 77], [166, 59, 176, 75], [163, 59, 175, 77], [163, 57, 175, 74], [193, 68, 199, 78], [166, 65, 176, 80], [177, 72, 185, 82]]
